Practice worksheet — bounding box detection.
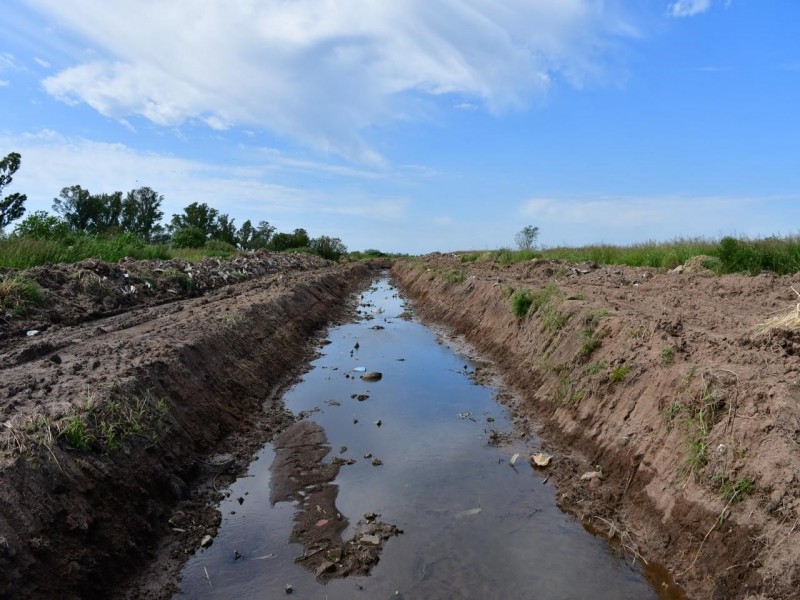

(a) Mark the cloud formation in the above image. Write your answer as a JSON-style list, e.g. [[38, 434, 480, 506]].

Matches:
[[668, 0, 712, 18], [28, 0, 634, 162]]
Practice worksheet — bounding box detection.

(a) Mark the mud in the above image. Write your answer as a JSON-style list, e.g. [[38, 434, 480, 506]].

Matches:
[[0, 255, 373, 600], [392, 255, 800, 600], [269, 419, 401, 580]]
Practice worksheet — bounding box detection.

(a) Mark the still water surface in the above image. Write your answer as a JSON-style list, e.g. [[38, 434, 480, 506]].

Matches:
[[177, 277, 679, 599]]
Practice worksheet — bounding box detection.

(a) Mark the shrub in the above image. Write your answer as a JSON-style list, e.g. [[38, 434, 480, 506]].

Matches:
[[609, 364, 630, 382], [511, 290, 533, 318], [171, 226, 206, 249], [0, 275, 43, 316]]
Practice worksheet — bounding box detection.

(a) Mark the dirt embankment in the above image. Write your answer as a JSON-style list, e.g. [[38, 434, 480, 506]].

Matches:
[[392, 255, 800, 600], [0, 255, 374, 600]]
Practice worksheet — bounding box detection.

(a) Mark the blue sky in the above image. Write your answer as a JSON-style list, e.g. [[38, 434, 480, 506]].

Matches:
[[1, 0, 799, 253]]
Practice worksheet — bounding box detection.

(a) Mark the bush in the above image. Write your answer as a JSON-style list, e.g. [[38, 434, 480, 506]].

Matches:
[[171, 226, 206, 249], [511, 290, 533, 318]]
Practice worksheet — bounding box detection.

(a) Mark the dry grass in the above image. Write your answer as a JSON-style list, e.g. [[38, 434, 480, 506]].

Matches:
[[756, 287, 800, 334]]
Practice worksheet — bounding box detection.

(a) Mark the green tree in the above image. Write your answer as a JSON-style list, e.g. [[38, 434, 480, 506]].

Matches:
[[14, 211, 69, 239], [237, 219, 275, 250], [171, 226, 206, 248], [269, 228, 310, 251], [170, 202, 219, 238], [52, 185, 96, 232], [515, 225, 540, 251], [121, 187, 164, 243], [214, 213, 237, 245], [310, 235, 347, 260], [93, 191, 123, 234], [0, 152, 27, 230]]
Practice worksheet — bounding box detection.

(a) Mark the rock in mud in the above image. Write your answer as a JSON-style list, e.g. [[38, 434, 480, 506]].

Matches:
[[530, 452, 553, 467], [360, 371, 383, 381], [200, 535, 213, 548]]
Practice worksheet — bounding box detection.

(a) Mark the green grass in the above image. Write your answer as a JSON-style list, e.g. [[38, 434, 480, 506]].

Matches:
[[0, 234, 177, 269], [0, 274, 43, 316], [579, 326, 603, 359], [60, 415, 94, 450], [609, 364, 631, 382], [511, 290, 534, 318], [461, 235, 800, 275], [584, 360, 606, 376], [711, 474, 755, 504], [442, 269, 467, 284], [57, 387, 170, 453], [661, 346, 675, 366]]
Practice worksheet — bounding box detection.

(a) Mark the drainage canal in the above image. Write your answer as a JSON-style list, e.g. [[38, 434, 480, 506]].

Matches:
[[175, 276, 683, 599]]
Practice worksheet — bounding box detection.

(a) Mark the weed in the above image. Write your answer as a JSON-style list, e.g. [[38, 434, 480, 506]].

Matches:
[[579, 326, 603, 359], [570, 388, 587, 404], [511, 290, 533, 318], [162, 268, 195, 292], [711, 474, 755, 503], [443, 269, 466, 285], [554, 375, 573, 404], [60, 415, 94, 450], [459, 253, 480, 263], [661, 346, 675, 366], [665, 400, 683, 423], [585, 360, 606, 376], [0, 275, 43, 316], [609, 364, 631, 382], [541, 309, 570, 333], [683, 409, 710, 474]]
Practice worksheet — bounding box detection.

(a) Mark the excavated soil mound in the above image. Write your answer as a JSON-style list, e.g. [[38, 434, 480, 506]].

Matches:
[[0, 255, 373, 600], [392, 255, 800, 600]]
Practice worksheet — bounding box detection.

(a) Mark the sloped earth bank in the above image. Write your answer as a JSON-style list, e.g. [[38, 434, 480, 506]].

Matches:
[[0, 255, 373, 600], [392, 256, 800, 600]]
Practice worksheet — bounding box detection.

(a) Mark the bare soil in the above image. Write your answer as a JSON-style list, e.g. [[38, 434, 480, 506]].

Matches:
[[0, 252, 375, 599], [392, 255, 800, 600]]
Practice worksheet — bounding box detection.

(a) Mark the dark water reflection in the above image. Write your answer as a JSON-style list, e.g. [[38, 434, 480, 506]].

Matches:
[[177, 277, 680, 599]]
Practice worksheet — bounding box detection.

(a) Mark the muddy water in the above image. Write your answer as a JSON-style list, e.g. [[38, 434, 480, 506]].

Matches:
[[176, 277, 680, 599]]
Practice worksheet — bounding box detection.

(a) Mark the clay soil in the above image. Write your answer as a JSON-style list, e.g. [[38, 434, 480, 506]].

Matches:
[[392, 255, 800, 600], [0, 252, 378, 599]]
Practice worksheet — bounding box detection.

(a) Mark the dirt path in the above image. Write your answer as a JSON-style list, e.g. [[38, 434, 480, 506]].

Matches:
[[392, 255, 800, 600], [0, 256, 373, 600]]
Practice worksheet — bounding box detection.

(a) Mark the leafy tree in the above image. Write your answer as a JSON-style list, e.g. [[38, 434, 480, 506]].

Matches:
[[214, 213, 237, 245], [93, 191, 123, 234], [121, 187, 164, 243], [269, 228, 310, 251], [310, 235, 347, 260], [171, 226, 206, 249], [170, 202, 219, 238], [237, 219, 275, 250], [0, 152, 27, 230], [14, 211, 70, 239], [515, 225, 540, 251], [52, 185, 97, 232]]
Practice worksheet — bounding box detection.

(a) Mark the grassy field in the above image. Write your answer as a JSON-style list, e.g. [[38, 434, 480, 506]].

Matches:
[[458, 235, 800, 276]]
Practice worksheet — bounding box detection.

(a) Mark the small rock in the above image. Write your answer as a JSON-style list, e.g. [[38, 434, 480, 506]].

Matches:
[[200, 535, 213, 548], [285, 583, 293, 594], [234, 550, 242, 560], [361, 372, 383, 381], [530, 452, 552, 467], [364, 512, 379, 522], [360, 534, 381, 545], [315, 561, 336, 578], [580, 471, 603, 481], [371, 458, 383, 466], [375, 419, 382, 427], [356, 394, 369, 401]]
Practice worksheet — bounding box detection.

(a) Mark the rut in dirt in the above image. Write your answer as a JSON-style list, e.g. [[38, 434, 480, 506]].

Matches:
[[175, 276, 683, 599]]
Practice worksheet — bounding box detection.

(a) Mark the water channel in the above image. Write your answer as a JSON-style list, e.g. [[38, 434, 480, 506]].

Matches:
[[176, 276, 681, 599]]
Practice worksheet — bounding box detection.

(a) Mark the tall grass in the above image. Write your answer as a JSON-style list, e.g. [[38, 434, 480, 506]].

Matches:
[[0, 234, 236, 269], [470, 235, 800, 275]]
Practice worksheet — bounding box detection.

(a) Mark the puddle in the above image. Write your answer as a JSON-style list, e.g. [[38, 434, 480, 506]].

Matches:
[[175, 277, 684, 599]]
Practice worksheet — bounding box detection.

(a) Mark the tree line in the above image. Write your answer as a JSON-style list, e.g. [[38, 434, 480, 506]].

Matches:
[[0, 152, 348, 260]]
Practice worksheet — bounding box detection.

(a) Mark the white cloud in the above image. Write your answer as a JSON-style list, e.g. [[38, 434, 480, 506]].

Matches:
[[33, 57, 51, 69], [27, 0, 635, 162], [0, 80, 9, 87], [668, 0, 712, 18]]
